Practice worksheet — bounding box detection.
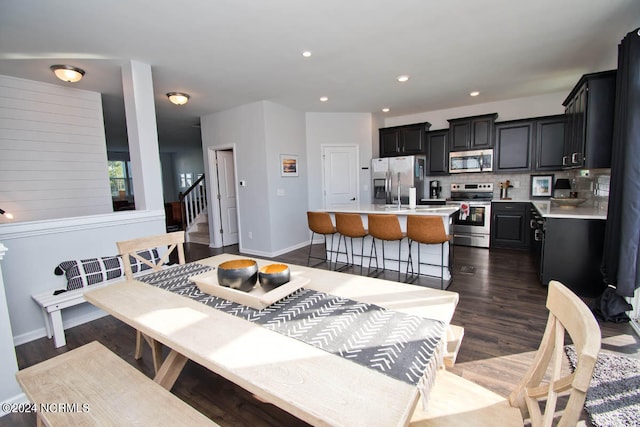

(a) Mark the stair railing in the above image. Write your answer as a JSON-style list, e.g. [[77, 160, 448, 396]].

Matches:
[[179, 174, 207, 230]]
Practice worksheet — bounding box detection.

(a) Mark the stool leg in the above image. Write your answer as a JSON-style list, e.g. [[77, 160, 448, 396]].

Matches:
[[368, 238, 379, 276], [441, 242, 444, 290], [397, 238, 402, 282], [327, 234, 335, 269], [307, 231, 316, 266]]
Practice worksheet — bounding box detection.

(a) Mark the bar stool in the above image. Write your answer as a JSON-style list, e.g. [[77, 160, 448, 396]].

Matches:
[[406, 215, 453, 289], [367, 214, 406, 282], [306, 211, 337, 268], [334, 213, 370, 273]]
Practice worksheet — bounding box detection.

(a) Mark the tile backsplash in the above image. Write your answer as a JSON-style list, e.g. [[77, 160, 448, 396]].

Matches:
[[425, 168, 611, 202]]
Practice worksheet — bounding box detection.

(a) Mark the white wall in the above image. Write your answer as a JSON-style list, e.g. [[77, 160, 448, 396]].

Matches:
[[201, 102, 271, 254], [0, 243, 21, 414], [305, 113, 373, 210], [172, 147, 205, 199], [263, 102, 308, 254], [201, 101, 309, 256], [0, 211, 165, 345], [0, 75, 113, 223], [384, 91, 567, 130]]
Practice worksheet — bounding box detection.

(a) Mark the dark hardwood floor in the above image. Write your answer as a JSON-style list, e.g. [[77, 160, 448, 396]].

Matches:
[[3, 243, 638, 426]]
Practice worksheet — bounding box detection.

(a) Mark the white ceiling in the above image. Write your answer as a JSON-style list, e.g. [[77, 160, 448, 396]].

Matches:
[[1, 0, 639, 151]]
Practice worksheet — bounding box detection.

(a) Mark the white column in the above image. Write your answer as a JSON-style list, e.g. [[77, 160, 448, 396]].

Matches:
[[121, 60, 164, 211], [0, 243, 23, 414]]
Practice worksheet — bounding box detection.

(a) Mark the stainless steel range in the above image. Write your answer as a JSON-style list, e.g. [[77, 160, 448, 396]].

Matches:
[[447, 182, 493, 248]]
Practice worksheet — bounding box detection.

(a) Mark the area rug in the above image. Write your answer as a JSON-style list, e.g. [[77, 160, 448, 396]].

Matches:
[[565, 345, 640, 426]]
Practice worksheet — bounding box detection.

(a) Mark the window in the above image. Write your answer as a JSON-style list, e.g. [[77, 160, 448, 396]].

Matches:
[[109, 161, 133, 198]]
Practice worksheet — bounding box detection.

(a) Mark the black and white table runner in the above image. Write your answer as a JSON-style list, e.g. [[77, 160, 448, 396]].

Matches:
[[138, 263, 446, 400]]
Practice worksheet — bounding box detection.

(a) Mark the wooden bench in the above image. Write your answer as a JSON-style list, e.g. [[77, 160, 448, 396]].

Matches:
[[16, 341, 218, 426], [32, 270, 153, 348]]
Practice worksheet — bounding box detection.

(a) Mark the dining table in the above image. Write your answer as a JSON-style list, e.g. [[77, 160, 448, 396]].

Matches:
[[84, 253, 459, 427]]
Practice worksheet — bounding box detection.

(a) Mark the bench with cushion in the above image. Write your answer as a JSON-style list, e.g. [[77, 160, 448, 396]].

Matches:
[[16, 341, 218, 426], [32, 249, 160, 348]]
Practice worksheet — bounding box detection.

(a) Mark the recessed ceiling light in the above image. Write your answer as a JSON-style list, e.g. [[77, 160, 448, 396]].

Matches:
[[302, 51, 312, 58], [397, 75, 410, 83], [382, 108, 390, 113], [470, 91, 480, 97], [320, 96, 328, 102]]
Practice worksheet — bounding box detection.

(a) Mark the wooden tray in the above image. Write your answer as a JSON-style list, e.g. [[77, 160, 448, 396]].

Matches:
[[190, 269, 310, 310]]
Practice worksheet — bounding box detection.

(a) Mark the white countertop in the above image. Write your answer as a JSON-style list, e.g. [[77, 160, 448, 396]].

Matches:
[[492, 198, 607, 220], [531, 200, 607, 220], [317, 203, 459, 217]]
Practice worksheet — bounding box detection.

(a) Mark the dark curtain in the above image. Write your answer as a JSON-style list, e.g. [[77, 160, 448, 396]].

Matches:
[[597, 28, 640, 321]]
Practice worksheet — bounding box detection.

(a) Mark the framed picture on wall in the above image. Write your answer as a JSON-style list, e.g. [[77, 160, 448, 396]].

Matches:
[[530, 174, 554, 198], [280, 154, 298, 177]]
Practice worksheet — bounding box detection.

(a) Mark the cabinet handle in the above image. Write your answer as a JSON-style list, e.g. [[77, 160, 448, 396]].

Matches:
[[530, 219, 536, 229], [534, 229, 542, 241], [562, 155, 568, 166], [571, 152, 580, 164]]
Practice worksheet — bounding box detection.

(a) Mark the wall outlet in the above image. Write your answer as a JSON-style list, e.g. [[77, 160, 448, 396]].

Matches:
[[277, 188, 285, 196], [512, 180, 520, 188], [248, 231, 253, 239]]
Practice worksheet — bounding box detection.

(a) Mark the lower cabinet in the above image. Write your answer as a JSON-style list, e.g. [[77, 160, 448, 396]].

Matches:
[[490, 202, 529, 249], [540, 217, 606, 298]]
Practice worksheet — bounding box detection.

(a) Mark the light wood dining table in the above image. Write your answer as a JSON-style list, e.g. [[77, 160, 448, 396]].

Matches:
[[84, 253, 459, 427]]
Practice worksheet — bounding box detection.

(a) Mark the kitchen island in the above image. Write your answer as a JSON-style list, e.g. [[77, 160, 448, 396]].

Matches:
[[314, 204, 459, 287]]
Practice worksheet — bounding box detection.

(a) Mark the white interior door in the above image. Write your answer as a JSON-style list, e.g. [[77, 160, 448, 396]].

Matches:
[[323, 145, 359, 207], [216, 150, 239, 246]]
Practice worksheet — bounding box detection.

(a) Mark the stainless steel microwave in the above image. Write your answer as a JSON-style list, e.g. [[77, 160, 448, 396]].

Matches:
[[449, 149, 493, 173]]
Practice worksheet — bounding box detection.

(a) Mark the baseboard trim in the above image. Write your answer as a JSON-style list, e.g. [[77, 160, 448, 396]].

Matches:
[[1, 393, 28, 417], [13, 308, 108, 347], [241, 240, 311, 259]]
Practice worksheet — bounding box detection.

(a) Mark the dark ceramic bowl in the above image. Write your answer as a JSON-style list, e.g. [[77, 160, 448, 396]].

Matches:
[[217, 259, 258, 292], [258, 264, 290, 291]]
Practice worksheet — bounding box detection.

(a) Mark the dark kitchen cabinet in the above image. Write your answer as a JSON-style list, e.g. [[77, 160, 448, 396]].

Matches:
[[490, 202, 529, 249], [495, 120, 533, 172], [426, 129, 449, 175], [562, 70, 616, 169], [540, 217, 606, 298], [448, 113, 497, 151], [379, 122, 431, 157], [534, 115, 565, 171]]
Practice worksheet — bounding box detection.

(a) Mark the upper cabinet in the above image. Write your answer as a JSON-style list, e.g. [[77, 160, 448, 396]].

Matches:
[[426, 129, 449, 175], [379, 122, 431, 157], [562, 70, 616, 169], [448, 113, 498, 151], [535, 115, 565, 171], [495, 120, 534, 172], [495, 115, 566, 172]]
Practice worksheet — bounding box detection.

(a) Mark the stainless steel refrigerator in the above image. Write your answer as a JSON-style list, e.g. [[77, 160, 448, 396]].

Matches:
[[371, 155, 426, 204]]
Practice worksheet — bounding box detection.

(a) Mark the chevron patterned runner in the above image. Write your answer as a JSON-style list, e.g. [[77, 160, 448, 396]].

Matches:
[[138, 263, 446, 389]]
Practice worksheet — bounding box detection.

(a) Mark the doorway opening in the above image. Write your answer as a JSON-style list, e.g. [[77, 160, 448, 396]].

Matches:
[[207, 146, 240, 248]]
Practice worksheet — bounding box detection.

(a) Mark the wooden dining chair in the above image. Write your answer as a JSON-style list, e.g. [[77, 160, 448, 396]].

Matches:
[[116, 231, 186, 374], [411, 280, 601, 427]]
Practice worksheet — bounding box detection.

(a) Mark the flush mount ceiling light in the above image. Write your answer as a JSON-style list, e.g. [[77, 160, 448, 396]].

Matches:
[[302, 51, 312, 57], [50, 65, 85, 83], [166, 92, 190, 105], [382, 108, 390, 112], [397, 75, 410, 83], [470, 91, 480, 97], [320, 96, 328, 102]]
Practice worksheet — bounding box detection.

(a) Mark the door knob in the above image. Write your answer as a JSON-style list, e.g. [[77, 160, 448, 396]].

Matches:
[[350, 197, 356, 201]]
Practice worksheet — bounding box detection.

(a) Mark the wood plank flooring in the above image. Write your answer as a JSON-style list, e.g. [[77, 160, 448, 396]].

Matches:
[[3, 243, 637, 426]]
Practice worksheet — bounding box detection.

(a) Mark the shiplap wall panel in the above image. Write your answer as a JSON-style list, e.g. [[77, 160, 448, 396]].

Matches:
[[0, 75, 112, 222]]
